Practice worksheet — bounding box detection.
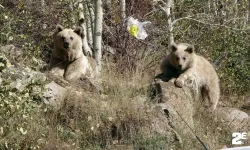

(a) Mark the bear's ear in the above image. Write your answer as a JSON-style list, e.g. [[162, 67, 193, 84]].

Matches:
[[74, 26, 84, 38], [185, 45, 194, 54], [56, 24, 63, 32], [170, 43, 177, 52]]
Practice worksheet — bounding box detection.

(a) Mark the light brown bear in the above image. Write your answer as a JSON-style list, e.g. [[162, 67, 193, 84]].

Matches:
[[49, 24, 97, 81], [160, 43, 220, 111]]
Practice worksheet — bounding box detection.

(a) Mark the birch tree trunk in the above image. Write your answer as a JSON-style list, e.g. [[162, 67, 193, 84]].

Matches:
[[208, 0, 211, 14], [90, 1, 95, 37], [247, 0, 250, 25], [213, 0, 218, 16], [120, 0, 126, 21], [120, 0, 126, 48], [244, 0, 250, 27], [233, 0, 238, 26], [40, 0, 46, 30], [40, 0, 45, 14], [166, 0, 174, 46], [93, 0, 103, 73], [85, 2, 93, 47], [155, 0, 174, 51], [78, 2, 93, 57], [69, 0, 76, 24]]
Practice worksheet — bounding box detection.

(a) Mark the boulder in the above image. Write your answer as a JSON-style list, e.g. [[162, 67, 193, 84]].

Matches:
[[149, 76, 195, 137], [42, 79, 93, 111], [42, 81, 67, 111], [47, 73, 103, 93], [0, 44, 23, 64], [215, 107, 250, 132], [149, 74, 250, 148]]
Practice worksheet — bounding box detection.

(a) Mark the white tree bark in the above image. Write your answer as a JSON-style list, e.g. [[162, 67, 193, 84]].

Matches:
[[233, 0, 238, 26], [78, 2, 93, 57], [208, 0, 211, 13], [157, 0, 174, 49], [40, 0, 45, 14], [70, 0, 76, 24], [93, 0, 103, 73], [39, 0, 47, 30], [213, 0, 218, 16], [247, 0, 250, 26], [166, 0, 174, 45], [120, 0, 126, 21], [85, 1, 93, 47]]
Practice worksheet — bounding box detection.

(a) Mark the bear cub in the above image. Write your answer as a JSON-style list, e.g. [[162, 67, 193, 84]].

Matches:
[[160, 43, 220, 111], [49, 24, 97, 81]]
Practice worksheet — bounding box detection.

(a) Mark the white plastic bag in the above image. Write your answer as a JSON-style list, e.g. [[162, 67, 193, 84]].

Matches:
[[127, 16, 151, 40]]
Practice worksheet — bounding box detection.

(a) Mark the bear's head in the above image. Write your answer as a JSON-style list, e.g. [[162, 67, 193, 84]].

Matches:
[[169, 43, 195, 71], [53, 24, 83, 53]]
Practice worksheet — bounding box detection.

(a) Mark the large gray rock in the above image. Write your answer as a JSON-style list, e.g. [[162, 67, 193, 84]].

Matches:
[[43, 81, 67, 111], [215, 107, 250, 132], [149, 74, 250, 148], [47, 73, 103, 93], [42, 79, 92, 111], [149, 77, 195, 135], [0, 44, 23, 64], [107, 95, 183, 150]]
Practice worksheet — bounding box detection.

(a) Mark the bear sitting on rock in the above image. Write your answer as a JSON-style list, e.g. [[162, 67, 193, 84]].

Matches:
[[49, 25, 97, 81], [160, 42, 220, 111]]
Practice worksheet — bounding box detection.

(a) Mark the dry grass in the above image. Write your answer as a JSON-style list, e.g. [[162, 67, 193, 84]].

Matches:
[[39, 65, 165, 149], [0, 63, 244, 150]]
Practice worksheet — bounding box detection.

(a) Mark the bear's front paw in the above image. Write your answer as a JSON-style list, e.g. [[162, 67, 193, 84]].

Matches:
[[174, 79, 184, 88]]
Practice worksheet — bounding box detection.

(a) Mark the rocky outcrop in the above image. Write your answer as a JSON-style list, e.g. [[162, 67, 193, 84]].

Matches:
[[215, 107, 250, 132], [148, 76, 197, 146], [43, 81, 67, 111], [0, 45, 101, 111], [149, 74, 250, 148], [0, 44, 23, 64], [1, 44, 250, 149]]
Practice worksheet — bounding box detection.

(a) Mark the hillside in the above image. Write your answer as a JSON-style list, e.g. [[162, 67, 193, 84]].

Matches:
[[0, 0, 250, 149]]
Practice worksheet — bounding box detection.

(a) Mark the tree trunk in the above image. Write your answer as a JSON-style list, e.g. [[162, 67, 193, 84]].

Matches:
[[213, 0, 218, 16], [233, 0, 238, 26], [78, 2, 93, 57], [40, 0, 45, 14], [244, 0, 250, 27], [93, 0, 103, 73], [155, 0, 174, 51], [247, 0, 250, 25], [86, 0, 94, 47], [208, 0, 211, 14], [69, 1, 76, 24], [166, 0, 174, 48], [120, 0, 126, 20]]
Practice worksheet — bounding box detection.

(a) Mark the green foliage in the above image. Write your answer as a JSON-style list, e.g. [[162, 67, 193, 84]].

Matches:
[[175, 23, 250, 94], [216, 30, 250, 94], [133, 134, 168, 150], [0, 0, 79, 64], [0, 53, 47, 149], [0, 0, 249, 149], [149, 0, 250, 95]]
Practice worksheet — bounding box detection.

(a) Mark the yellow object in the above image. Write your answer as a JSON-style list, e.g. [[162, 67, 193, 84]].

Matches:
[[127, 16, 151, 39], [129, 25, 138, 37]]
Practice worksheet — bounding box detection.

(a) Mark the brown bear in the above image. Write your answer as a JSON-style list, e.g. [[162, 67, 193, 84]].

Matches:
[[160, 43, 220, 111], [49, 24, 97, 81]]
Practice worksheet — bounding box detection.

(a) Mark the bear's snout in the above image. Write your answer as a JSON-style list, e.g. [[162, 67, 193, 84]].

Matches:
[[63, 42, 69, 49], [178, 65, 182, 69]]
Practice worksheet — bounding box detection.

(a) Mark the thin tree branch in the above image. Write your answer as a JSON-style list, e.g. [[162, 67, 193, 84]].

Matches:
[[172, 17, 250, 31]]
